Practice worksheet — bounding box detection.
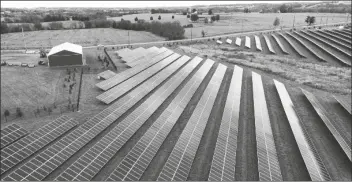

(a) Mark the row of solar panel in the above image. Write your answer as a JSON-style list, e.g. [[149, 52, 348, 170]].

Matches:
[[55, 55, 195, 181], [107, 58, 212, 181], [1, 124, 28, 149]]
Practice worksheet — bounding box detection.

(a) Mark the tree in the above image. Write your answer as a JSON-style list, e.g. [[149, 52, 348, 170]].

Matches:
[[244, 8, 251, 13], [211, 16, 216, 22], [204, 18, 209, 24], [172, 15, 174, 19], [16, 108, 23, 117], [201, 30, 205, 37], [305, 16, 316, 25], [208, 9, 213, 15], [1, 23, 9, 34], [34, 22, 42, 31], [216, 14, 220, 21], [192, 9, 197, 13], [158, 15, 161, 20], [273, 17, 280, 28], [134, 17, 138, 22], [4, 110, 10, 122], [187, 14, 190, 18], [191, 14, 199, 22], [150, 16, 153, 20], [47, 107, 52, 115], [279, 4, 288, 13]]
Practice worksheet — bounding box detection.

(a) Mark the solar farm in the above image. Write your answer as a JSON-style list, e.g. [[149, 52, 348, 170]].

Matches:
[[0, 26, 351, 181]]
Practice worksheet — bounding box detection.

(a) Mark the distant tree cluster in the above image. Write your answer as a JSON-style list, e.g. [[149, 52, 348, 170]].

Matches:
[[43, 14, 66, 22], [305, 16, 316, 25], [151, 8, 176, 14], [72, 15, 90, 21], [244, 8, 251, 13]]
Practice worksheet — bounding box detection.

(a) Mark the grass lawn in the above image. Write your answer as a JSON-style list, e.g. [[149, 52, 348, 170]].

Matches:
[[1, 53, 81, 122], [1, 28, 165, 49]]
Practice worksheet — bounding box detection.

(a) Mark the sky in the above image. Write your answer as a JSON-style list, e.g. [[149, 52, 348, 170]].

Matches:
[[1, 1, 321, 8]]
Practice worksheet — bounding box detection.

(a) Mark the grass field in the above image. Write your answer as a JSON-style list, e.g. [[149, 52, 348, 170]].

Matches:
[[1, 28, 165, 49], [1, 53, 81, 122]]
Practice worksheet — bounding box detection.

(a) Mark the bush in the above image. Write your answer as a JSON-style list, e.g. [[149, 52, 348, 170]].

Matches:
[[16, 108, 23, 117], [34, 22, 42, 30], [1, 23, 9, 34], [158, 15, 161, 20], [49, 22, 63, 30], [187, 14, 190, 18], [191, 14, 199, 22]]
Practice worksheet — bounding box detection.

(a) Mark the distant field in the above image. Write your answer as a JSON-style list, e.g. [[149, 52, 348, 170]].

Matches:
[[184, 12, 349, 38], [108, 13, 191, 25], [1, 28, 165, 49]]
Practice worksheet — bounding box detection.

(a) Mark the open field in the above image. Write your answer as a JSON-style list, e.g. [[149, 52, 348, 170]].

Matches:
[[1, 28, 165, 49], [1, 53, 82, 122]]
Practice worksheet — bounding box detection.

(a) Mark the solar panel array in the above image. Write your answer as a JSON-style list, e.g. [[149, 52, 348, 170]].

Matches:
[[157, 64, 227, 181], [295, 31, 351, 66], [309, 30, 351, 50], [277, 32, 306, 58], [1, 116, 78, 180], [274, 80, 331, 181], [96, 53, 181, 104], [287, 32, 328, 62], [208, 66, 243, 181], [263, 34, 275, 54], [333, 95, 351, 115], [1, 124, 28, 149], [123, 47, 147, 62], [254, 35, 262, 51], [252, 72, 282, 181], [328, 29, 351, 40], [318, 30, 351, 45], [245, 36, 251, 49], [235, 37, 241, 46], [106, 58, 213, 181], [2, 56, 197, 181], [56, 55, 197, 181], [301, 89, 351, 162], [96, 49, 173, 91], [127, 47, 168, 68], [303, 31, 352, 57], [271, 34, 289, 54]]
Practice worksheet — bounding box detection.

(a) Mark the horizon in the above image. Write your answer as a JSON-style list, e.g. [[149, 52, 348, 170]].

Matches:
[[1, 1, 322, 8]]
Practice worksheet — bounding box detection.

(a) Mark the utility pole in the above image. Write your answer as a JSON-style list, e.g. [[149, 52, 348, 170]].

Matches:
[[241, 19, 243, 33], [128, 31, 130, 46], [292, 14, 295, 29], [191, 27, 193, 42], [22, 27, 27, 51]]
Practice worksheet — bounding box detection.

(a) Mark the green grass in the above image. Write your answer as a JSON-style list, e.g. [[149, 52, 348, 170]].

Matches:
[[176, 44, 351, 95]]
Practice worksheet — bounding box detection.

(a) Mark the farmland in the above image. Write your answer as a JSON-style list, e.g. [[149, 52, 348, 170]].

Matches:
[[1, 28, 165, 49]]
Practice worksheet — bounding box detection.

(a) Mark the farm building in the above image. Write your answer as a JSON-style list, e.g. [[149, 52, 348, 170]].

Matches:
[[47, 42, 84, 67]]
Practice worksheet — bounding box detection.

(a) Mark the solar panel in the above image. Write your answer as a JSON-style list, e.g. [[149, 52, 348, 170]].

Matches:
[[305, 31, 351, 57], [127, 47, 167, 68], [263, 34, 275, 54], [235, 37, 241, 46], [0, 116, 77, 176], [106, 58, 213, 181], [271, 34, 289, 54], [1, 124, 27, 149], [157, 63, 227, 181], [208, 65, 243, 181], [301, 88, 351, 162], [123, 47, 146, 62], [328, 29, 351, 40], [1, 55, 199, 181], [294, 31, 351, 66], [124, 47, 157, 63], [96, 49, 173, 91], [309, 30, 351, 50], [97, 70, 116, 80], [245, 36, 251, 49], [318, 30, 351, 46], [274, 80, 331, 181], [96, 53, 182, 104], [278, 32, 306, 58], [333, 95, 351, 115], [254, 35, 262, 51], [252, 72, 282, 181], [55, 56, 199, 181]]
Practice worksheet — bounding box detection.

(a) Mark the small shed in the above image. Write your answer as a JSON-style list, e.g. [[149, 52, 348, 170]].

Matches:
[[47, 42, 84, 67]]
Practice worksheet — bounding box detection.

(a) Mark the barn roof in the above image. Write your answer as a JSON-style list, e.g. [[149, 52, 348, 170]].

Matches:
[[48, 42, 82, 56]]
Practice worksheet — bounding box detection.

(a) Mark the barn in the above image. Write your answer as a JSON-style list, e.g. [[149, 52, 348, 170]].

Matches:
[[47, 42, 84, 67]]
